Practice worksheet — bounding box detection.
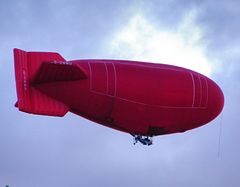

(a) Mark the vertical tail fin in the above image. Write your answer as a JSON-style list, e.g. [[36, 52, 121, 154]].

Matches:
[[14, 48, 69, 116]]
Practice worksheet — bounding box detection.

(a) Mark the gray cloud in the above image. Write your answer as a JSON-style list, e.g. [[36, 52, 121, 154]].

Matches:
[[0, 0, 240, 187]]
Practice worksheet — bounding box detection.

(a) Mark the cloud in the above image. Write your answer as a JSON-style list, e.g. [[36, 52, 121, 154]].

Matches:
[[107, 8, 212, 76], [1, 1, 240, 187]]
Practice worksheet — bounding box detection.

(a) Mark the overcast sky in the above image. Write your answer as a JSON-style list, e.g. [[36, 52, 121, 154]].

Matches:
[[0, 0, 240, 186]]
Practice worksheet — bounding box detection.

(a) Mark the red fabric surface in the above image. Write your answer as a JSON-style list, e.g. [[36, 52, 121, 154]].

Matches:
[[14, 49, 224, 136]]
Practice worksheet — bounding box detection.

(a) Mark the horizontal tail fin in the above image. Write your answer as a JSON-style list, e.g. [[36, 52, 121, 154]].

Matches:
[[14, 48, 78, 116], [32, 61, 87, 85]]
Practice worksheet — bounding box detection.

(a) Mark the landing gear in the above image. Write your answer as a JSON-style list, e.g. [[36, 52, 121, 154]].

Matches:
[[132, 135, 153, 146]]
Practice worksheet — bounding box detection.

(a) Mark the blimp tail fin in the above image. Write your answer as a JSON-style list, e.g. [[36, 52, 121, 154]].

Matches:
[[32, 61, 87, 85], [14, 48, 69, 116]]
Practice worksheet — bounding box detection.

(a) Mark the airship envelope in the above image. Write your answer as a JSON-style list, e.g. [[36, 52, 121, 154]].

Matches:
[[14, 48, 224, 139]]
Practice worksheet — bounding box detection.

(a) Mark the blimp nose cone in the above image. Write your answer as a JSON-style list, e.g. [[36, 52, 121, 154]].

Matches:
[[207, 78, 224, 121]]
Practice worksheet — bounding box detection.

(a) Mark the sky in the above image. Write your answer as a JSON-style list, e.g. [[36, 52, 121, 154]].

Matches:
[[0, 0, 240, 186]]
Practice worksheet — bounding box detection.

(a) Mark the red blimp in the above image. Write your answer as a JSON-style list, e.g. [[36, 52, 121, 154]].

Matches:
[[14, 48, 224, 145]]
